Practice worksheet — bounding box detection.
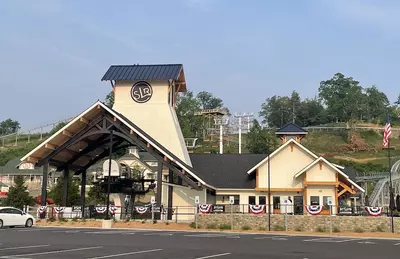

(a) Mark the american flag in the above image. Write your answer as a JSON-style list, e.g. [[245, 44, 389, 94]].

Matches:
[[383, 116, 392, 148]]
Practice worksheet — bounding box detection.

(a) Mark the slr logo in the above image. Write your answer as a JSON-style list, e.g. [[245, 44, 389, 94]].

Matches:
[[131, 81, 153, 103]]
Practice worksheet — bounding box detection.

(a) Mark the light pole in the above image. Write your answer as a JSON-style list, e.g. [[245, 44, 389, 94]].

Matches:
[[268, 153, 271, 231], [105, 130, 113, 220]]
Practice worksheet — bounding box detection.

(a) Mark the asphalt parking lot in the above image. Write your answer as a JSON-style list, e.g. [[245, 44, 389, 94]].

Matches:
[[0, 227, 399, 259]]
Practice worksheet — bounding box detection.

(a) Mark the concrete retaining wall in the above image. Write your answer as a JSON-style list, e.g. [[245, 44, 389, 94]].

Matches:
[[198, 214, 400, 232]]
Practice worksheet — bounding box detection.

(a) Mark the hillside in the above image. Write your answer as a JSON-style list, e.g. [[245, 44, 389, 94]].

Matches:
[[1, 128, 398, 172]]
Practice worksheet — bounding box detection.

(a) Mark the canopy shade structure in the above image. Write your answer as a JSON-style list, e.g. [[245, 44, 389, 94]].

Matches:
[[19, 101, 213, 190]]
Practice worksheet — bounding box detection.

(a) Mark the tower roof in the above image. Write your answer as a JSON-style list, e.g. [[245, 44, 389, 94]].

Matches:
[[275, 123, 308, 135]]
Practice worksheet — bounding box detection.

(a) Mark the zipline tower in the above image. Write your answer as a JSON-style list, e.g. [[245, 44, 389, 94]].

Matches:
[[194, 108, 228, 139]]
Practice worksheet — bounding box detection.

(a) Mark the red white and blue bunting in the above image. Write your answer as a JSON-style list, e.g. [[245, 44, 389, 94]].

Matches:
[[37, 206, 47, 214], [109, 206, 120, 215], [198, 204, 212, 214], [249, 205, 265, 214], [54, 207, 65, 214], [135, 206, 148, 214], [95, 206, 107, 214], [305, 205, 324, 215], [365, 206, 383, 216]]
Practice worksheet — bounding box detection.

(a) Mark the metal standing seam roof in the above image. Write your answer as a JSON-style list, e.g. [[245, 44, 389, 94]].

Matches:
[[101, 64, 183, 81], [275, 123, 308, 134]]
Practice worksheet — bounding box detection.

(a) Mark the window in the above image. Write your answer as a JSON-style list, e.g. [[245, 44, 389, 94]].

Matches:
[[248, 196, 256, 205], [234, 196, 240, 205], [323, 196, 332, 208], [259, 196, 266, 205], [310, 196, 319, 205], [273, 196, 280, 209], [9, 209, 22, 215]]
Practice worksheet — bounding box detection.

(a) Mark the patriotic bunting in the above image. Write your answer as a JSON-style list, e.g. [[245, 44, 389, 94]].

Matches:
[[249, 205, 265, 214], [37, 206, 47, 214], [365, 206, 383, 216], [95, 206, 107, 214], [135, 206, 148, 214], [305, 205, 324, 215], [54, 207, 65, 214], [198, 204, 212, 214]]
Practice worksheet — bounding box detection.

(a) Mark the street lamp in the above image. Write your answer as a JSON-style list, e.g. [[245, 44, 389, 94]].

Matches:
[[105, 130, 113, 220]]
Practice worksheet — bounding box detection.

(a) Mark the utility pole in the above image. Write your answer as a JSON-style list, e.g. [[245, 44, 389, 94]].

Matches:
[[214, 118, 229, 154], [234, 113, 254, 154]]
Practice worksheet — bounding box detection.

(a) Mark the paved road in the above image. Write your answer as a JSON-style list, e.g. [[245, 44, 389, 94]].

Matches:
[[0, 227, 399, 258]]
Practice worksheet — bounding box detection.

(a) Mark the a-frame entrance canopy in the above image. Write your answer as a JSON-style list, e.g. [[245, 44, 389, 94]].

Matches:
[[19, 101, 214, 190]]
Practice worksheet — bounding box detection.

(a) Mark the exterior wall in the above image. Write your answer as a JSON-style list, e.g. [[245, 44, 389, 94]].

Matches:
[[112, 80, 191, 166], [171, 185, 206, 222], [198, 214, 400, 233], [256, 144, 314, 189], [306, 162, 336, 182]]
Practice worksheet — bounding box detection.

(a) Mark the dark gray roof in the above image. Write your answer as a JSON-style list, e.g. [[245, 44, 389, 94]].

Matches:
[[189, 154, 268, 189], [341, 166, 357, 182], [139, 152, 157, 162], [276, 123, 307, 134], [101, 64, 183, 81], [0, 158, 43, 175]]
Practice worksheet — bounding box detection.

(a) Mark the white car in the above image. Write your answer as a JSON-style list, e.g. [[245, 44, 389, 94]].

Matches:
[[0, 207, 36, 228]]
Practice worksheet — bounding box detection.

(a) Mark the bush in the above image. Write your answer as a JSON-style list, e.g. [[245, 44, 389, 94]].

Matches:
[[189, 222, 196, 228], [294, 225, 304, 232], [47, 217, 56, 222], [354, 227, 364, 233], [219, 224, 231, 230], [80, 218, 86, 222], [258, 227, 267, 231], [332, 226, 340, 233], [241, 225, 251, 231], [375, 224, 386, 232], [316, 226, 326, 232], [58, 217, 67, 223], [206, 223, 218, 229], [71, 217, 78, 222], [272, 225, 285, 231]]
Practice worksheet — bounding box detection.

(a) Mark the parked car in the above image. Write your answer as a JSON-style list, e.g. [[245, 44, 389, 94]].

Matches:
[[0, 207, 35, 228]]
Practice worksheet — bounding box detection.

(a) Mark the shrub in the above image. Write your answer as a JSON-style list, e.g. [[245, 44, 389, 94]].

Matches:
[[316, 226, 326, 232], [258, 227, 267, 231], [294, 225, 304, 232], [71, 217, 78, 222], [80, 218, 86, 222], [219, 224, 231, 230], [241, 225, 251, 231], [272, 225, 285, 231], [58, 217, 67, 223], [332, 226, 340, 233], [189, 222, 196, 228], [354, 227, 364, 233], [47, 217, 56, 222], [206, 223, 218, 229]]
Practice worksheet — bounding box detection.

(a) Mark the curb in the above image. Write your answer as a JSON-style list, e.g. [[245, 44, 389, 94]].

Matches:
[[35, 225, 400, 240]]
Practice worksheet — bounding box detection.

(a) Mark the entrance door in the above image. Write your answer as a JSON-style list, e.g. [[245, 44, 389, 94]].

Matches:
[[294, 196, 303, 215], [273, 196, 280, 214]]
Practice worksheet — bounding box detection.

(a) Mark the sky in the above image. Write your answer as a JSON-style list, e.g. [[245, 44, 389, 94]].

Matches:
[[1, 0, 400, 130]]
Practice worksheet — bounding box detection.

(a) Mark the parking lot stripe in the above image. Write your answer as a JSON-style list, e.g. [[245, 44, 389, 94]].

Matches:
[[394, 243, 400, 246], [303, 238, 333, 242], [0, 245, 50, 251], [195, 252, 231, 259], [336, 239, 363, 243], [254, 236, 287, 240], [1, 246, 102, 257], [184, 234, 228, 238], [86, 248, 163, 259], [143, 232, 173, 236]]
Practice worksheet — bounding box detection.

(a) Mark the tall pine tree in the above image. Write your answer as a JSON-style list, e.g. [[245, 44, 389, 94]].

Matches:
[[3, 175, 35, 210]]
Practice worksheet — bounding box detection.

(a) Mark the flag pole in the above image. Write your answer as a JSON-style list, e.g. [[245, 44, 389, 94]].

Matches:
[[385, 113, 394, 233]]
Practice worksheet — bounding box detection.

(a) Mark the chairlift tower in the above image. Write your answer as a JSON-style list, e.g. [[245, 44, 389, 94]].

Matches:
[[234, 113, 254, 154], [194, 108, 228, 138], [214, 117, 229, 154]]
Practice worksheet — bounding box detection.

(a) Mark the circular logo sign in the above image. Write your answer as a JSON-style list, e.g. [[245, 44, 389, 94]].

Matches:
[[130, 81, 153, 103]]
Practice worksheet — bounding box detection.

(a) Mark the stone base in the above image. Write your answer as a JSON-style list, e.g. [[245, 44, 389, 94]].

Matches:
[[102, 219, 113, 229]]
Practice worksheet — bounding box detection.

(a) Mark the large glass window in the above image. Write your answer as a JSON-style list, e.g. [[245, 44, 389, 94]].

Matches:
[[310, 196, 320, 205], [259, 196, 266, 205], [323, 196, 332, 209], [273, 196, 280, 209], [248, 196, 256, 205]]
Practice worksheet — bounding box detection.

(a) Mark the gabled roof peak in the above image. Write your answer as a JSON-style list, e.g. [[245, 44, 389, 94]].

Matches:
[[275, 123, 307, 135]]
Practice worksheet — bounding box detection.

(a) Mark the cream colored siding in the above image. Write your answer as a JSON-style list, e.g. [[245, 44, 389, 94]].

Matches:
[[257, 144, 314, 189], [306, 162, 336, 182]]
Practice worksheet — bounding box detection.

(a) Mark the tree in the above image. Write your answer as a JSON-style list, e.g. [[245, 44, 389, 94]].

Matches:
[[87, 184, 106, 206], [0, 119, 21, 135], [364, 86, 389, 121], [105, 91, 114, 108], [48, 174, 80, 206], [296, 98, 329, 126], [395, 94, 400, 106], [175, 91, 202, 137], [246, 120, 278, 154], [2, 175, 35, 210], [318, 73, 364, 123], [196, 91, 224, 110]]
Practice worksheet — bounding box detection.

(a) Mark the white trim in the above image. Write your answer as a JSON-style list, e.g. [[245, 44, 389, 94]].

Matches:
[[19, 101, 101, 165], [246, 139, 318, 174], [216, 188, 255, 191], [332, 163, 345, 169], [293, 157, 364, 193], [19, 101, 216, 190]]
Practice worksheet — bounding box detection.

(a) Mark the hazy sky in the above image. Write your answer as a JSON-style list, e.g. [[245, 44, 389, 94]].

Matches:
[[1, 0, 400, 130]]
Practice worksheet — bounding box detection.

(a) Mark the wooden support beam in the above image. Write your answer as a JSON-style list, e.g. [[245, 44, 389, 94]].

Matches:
[[114, 116, 117, 122], [164, 156, 168, 162], [290, 142, 294, 152], [79, 117, 89, 125], [63, 130, 73, 137], [304, 181, 339, 186], [27, 157, 39, 163], [319, 161, 323, 170], [97, 104, 101, 109], [339, 181, 356, 194], [255, 188, 303, 192], [45, 143, 58, 150], [338, 189, 347, 197], [130, 129, 134, 135]]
